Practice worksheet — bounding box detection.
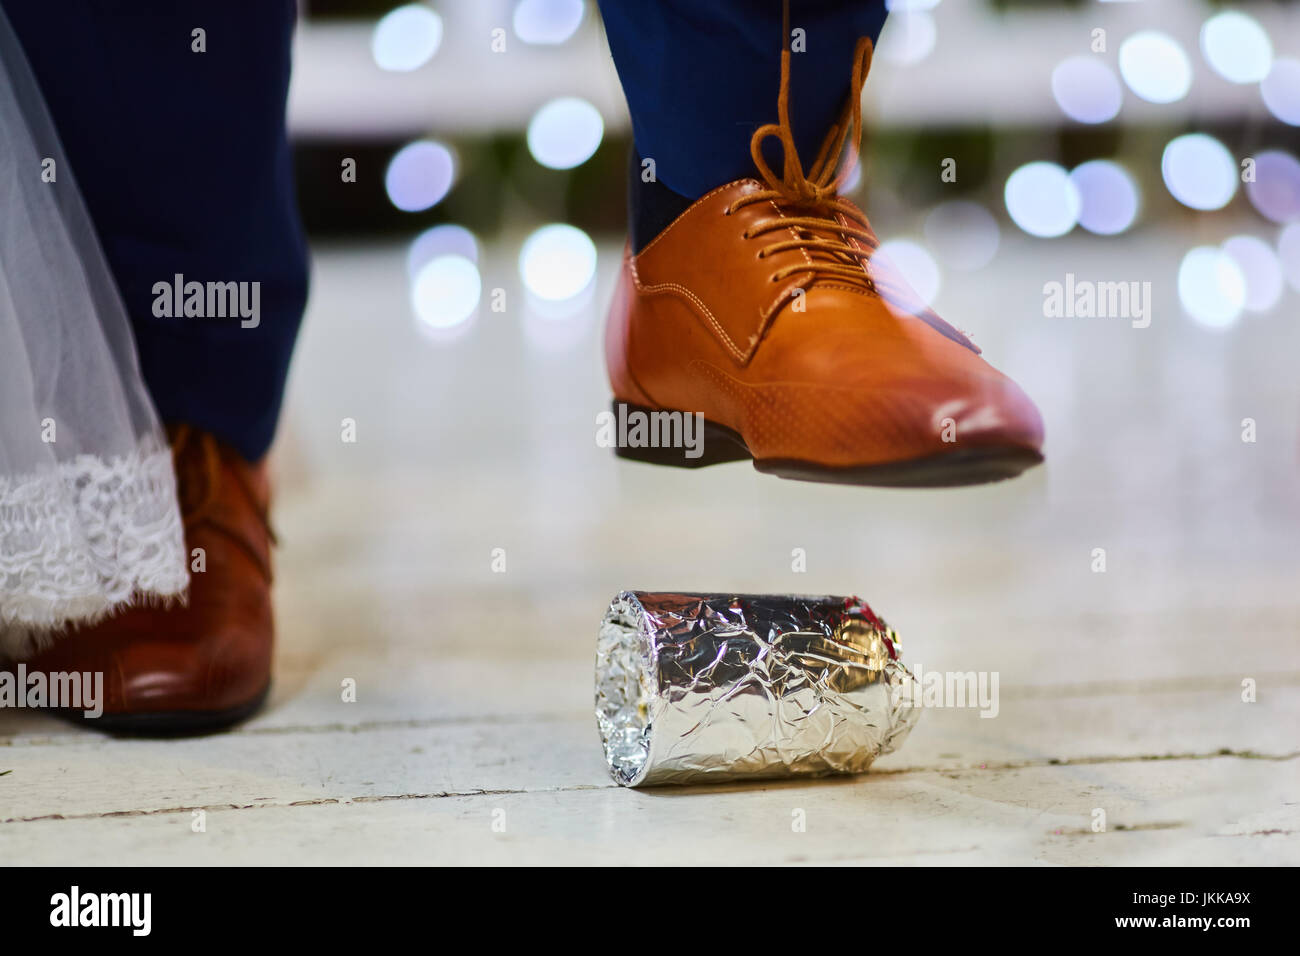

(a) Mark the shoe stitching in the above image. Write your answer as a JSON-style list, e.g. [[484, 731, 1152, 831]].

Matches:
[[629, 257, 749, 363]]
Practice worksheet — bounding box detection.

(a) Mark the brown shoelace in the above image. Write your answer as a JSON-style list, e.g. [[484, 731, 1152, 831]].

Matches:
[[727, 0, 878, 293]]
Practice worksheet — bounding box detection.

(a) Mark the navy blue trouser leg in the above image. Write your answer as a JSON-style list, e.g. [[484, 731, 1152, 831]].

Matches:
[[598, 0, 889, 200], [2, 0, 307, 462]]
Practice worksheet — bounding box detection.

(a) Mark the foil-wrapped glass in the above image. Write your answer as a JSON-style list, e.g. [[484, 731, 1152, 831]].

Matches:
[[595, 591, 920, 787]]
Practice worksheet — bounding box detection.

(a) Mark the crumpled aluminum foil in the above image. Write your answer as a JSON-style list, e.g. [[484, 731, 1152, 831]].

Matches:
[[595, 591, 920, 787]]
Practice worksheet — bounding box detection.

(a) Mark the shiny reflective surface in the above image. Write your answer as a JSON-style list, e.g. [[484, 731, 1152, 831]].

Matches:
[[596, 592, 919, 786]]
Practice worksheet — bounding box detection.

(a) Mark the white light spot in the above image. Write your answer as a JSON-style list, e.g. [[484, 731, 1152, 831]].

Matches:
[[1051, 57, 1123, 124], [1261, 58, 1300, 126], [1244, 150, 1300, 224], [1200, 11, 1272, 84], [519, 224, 597, 301], [842, 159, 862, 193], [1004, 162, 1080, 238], [1221, 235, 1283, 313], [1178, 246, 1246, 329], [876, 239, 941, 308], [412, 255, 481, 330], [385, 141, 455, 212], [513, 0, 586, 45], [407, 225, 479, 280], [1119, 31, 1192, 104], [923, 201, 999, 270], [372, 5, 443, 72], [1070, 160, 1140, 235], [1277, 222, 1300, 293], [877, 12, 936, 66], [527, 97, 605, 170], [1161, 134, 1237, 211]]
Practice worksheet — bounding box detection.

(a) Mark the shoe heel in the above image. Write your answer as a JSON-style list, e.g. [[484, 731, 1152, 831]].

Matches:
[[608, 401, 751, 469]]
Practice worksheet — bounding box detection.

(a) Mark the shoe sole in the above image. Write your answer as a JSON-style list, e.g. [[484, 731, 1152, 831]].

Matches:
[[610, 400, 1043, 488], [52, 682, 270, 737]]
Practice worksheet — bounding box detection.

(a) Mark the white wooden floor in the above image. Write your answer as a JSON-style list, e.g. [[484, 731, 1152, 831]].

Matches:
[[3, 227, 1298, 865]]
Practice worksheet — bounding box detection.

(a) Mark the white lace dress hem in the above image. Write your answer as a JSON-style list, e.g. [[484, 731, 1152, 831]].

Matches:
[[0, 438, 188, 660]]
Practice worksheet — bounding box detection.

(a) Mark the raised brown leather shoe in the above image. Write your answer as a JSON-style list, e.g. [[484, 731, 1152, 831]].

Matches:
[[21, 425, 274, 734], [605, 29, 1044, 487]]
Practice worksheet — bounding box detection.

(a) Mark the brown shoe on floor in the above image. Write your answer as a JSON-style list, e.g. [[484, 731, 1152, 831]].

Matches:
[[22, 425, 275, 734], [605, 34, 1044, 488]]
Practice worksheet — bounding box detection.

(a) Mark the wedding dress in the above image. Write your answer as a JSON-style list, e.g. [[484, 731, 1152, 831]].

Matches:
[[0, 7, 187, 658]]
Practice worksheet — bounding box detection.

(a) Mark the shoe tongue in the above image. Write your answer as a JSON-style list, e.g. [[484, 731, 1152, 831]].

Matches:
[[779, 199, 983, 355]]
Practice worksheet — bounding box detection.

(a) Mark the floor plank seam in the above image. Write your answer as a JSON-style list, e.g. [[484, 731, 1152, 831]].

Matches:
[[874, 748, 1300, 776], [2, 748, 1295, 825], [0, 784, 616, 825]]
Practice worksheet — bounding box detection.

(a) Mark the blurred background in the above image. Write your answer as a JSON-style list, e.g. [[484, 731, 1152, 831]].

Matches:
[[286, 0, 1299, 334]]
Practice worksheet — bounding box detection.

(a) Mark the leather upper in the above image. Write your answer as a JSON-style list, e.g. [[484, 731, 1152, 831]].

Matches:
[[21, 428, 274, 716], [607, 179, 1045, 467]]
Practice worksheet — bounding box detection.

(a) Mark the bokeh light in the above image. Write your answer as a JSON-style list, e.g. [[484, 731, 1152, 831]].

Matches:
[[513, 0, 586, 45], [519, 224, 597, 301], [1260, 58, 1300, 126], [1004, 162, 1080, 238], [1244, 151, 1300, 225], [372, 5, 443, 72], [1200, 11, 1271, 85], [877, 11, 937, 66], [1051, 57, 1123, 124], [527, 97, 605, 170], [1119, 31, 1192, 104], [1221, 235, 1283, 314], [412, 255, 482, 331], [1070, 160, 1140, 235], [407, 225, 480, 280], [923, 201, 999, 270], [841, 160, 862, 193], [385, 141, 455, 212], [1278, 222, 1300, 293], [1178, 246, 1246, 329], [876, 239, 940, 308], [1161, 134, 1237, 211]]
